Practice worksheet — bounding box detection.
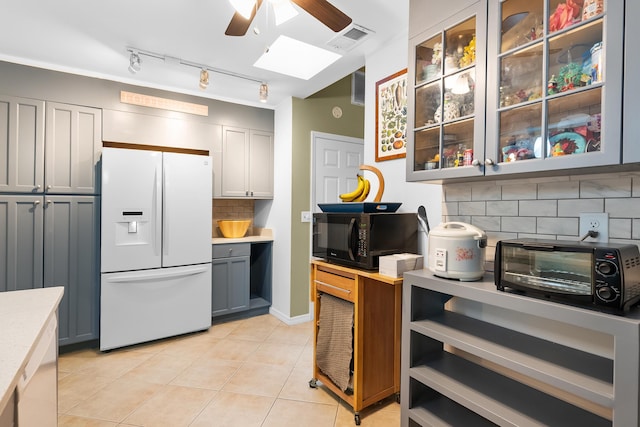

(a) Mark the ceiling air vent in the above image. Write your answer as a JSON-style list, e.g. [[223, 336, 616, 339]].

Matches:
[[327, 24, 373, 52]]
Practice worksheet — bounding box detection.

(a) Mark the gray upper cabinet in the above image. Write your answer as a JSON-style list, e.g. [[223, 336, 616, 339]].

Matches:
[[624, 0, 640, 164], [0, 195, 44, 292], [0, 96, 101, 194], [0, 95, 45, 193], [45, 103, 101, 194], [407, 1, 487, 181], [408, 0, 624, 181], [44, 196, 99, 345], [484, 0, 622, 176], [220, 126, 273, 199]]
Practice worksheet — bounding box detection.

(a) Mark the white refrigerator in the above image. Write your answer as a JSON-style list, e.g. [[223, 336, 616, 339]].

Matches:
[[100, 147, 212, 351]]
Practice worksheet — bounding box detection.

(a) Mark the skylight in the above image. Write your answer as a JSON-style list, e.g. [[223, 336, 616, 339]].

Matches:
[[253, 35, 342, 80]]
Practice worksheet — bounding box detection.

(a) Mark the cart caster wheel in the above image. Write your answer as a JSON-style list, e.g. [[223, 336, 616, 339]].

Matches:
[[308, 378, 318, 389], [354, 413, 361, 425], [395, 392, 401, 403]]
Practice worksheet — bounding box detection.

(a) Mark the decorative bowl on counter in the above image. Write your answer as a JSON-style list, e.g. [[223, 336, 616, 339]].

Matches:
[[217, 220, 251, 238]]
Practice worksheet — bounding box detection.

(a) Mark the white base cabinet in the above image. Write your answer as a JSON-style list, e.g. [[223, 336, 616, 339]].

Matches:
[[402, 270, 640, 427]]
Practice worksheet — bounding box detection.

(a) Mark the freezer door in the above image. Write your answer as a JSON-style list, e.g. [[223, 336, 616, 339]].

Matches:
[[162, 152, 212, 267], [100, 264, 212, 350], [101, 148, 162, 272]]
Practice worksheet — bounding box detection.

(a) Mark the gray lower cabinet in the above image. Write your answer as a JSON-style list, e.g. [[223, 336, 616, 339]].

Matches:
[[0, 195, 99, 345], [0, 195, 44, 291], [402, 270, 640, 427], [212, 243, 250, 317]]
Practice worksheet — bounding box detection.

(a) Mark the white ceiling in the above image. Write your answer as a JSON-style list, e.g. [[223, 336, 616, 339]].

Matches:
[[0, 0, 408, 108]]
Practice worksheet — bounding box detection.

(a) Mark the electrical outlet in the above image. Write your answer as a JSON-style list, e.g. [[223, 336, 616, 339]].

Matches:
[[579, 213, 609, 242]]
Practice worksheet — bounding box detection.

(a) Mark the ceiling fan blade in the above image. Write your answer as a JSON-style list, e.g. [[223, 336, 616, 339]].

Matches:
[[291, 0, 352, 32], [225, 0, 263, 36]]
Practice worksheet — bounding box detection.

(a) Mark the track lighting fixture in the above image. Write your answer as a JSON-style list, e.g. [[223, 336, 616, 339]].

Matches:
[[259, 83, 268, 103], [126, 46, 267, 102], [199, 69, 209, 90], [128, 52, 141, 74]]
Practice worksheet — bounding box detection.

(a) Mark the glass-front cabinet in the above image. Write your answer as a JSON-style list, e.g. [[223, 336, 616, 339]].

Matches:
[[407, 2, 487, 180], [485, 0, 623, 176]]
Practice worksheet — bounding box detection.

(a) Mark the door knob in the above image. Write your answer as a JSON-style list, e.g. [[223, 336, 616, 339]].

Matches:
[[33, 200, 40, 206], [471, 159, 481, 167], [485, 158, 495, 166]]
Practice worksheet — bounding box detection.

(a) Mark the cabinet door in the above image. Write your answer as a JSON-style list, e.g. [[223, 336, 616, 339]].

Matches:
[[248, 130, 274, 198], [45, 103, 101, 194], [211, 256, 250, 317], [407, 1, 487, 181], [485, 0, 622, 175], [0, 195, 44, 292], [44, 196, 99, 345], [221, 126, 249, 197], [0, 95, 45, 193]]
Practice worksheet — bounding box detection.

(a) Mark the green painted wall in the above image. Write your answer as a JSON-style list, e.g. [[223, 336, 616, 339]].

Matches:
[[289, 73, 365, 316]]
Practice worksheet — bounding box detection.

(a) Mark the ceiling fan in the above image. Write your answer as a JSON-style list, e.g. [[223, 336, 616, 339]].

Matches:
[[225, 0, 352, 36]]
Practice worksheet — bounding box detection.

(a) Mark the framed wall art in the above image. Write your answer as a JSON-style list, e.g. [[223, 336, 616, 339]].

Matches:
[[375, 68, 408, 162]]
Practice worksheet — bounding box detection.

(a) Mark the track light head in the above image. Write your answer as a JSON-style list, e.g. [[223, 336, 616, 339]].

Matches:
[[128, 52, 141, 74], [199, 69, 209, 90], [259, 83, 268, 103]]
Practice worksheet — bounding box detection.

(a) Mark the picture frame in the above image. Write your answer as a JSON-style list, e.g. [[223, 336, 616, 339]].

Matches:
[[375, 68, 408, 162]]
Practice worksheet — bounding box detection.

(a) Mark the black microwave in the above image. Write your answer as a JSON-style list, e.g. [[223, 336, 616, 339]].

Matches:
[[312, 212, 418, 270], [495, 239, 640, 313]]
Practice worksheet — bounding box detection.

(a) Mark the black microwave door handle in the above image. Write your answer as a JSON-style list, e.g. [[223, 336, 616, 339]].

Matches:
[[348, 218, 357, 261]]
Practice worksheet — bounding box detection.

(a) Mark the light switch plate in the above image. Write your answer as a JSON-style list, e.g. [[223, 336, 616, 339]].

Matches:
[[301, 211, 312, 223]]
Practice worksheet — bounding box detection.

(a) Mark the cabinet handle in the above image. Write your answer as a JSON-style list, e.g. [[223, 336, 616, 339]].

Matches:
[[251, 191, 254, 196], [245, 191, 249, 196], [484, 158, 495, 166], [46, 200, 52, 206], [471, 159, 481, 167], [36, 184, 41, 190], [33, 200, 40, 206], [314, 280, 352, 295], [47, 184, 52, 190]]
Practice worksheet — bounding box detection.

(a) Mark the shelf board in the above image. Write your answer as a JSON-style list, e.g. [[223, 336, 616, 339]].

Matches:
[[411, 311, 613, 407], [408, 393, 497, 426], [249, 296, 270, 309], [409, 352, 610, 427]]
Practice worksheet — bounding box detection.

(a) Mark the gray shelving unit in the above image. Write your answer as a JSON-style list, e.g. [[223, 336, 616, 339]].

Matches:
[[402, 270, 640, 427]]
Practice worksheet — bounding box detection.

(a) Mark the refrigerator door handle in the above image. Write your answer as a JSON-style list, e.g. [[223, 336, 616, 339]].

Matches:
[[106, 264, 210, 283], [163, 161, 169, 257], [154, 163, 162, 257]]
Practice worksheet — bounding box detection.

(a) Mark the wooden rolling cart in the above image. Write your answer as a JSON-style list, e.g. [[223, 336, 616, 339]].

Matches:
[[309, 259, 402, 425]]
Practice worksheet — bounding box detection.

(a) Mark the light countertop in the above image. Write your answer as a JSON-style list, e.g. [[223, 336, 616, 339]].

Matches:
[[0, 287, 64, 412], [211, 228, 274, 245]]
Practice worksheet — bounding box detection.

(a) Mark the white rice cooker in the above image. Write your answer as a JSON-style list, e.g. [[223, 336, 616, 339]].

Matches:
[[428, 222, 487, 281]]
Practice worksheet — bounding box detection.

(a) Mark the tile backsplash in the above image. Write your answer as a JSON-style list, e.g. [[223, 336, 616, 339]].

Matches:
[[212, 199, 254, 237], [442, 171, 640, 269]]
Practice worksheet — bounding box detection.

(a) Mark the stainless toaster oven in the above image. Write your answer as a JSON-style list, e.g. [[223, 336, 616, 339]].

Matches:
[[495, 239, 640, 313]]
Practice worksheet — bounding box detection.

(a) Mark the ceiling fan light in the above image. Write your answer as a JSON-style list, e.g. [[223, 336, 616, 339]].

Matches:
[[259, 83, 268, 102], [199, 69, 209, 90], [229, 0, 256, 19], [128, 52, 141, 74], [271, 0, 298, 26]]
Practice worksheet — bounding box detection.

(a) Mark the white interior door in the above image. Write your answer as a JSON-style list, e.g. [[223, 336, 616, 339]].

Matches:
[[312, 132, 364, 211]]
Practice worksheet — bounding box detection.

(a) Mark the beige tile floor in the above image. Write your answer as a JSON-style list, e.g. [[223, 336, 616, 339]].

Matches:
[[58, 314, 400, 427]]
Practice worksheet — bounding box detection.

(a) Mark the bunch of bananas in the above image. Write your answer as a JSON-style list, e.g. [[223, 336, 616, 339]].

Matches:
[[339, 174, 370, 202]]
